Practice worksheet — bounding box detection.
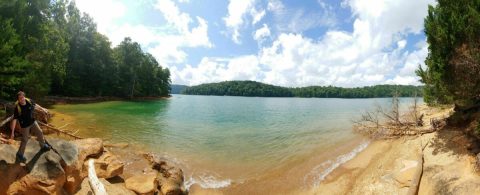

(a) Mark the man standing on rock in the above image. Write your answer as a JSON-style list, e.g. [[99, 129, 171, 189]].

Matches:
[[9, 91, 50, 163]]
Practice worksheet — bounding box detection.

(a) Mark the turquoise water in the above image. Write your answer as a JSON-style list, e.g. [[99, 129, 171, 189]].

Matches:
[[52, 95, 420, 190]]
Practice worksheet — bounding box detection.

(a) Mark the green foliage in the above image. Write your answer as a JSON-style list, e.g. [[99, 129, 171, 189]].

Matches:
[[0, 17, 28, 99], [419, 0, 480, 107], [183, 81, 422, 98], [0, 0, 170, 100]]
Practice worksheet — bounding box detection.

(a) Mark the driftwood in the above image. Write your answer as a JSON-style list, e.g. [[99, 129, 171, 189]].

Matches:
[[353, 94, 437, 139], [37, 121, 83, 139], [88, 159, 107, 195], [0, 115, 82, 140], [0, 115, 13, 127]]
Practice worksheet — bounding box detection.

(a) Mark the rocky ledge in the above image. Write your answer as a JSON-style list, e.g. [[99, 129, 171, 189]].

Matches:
[[0, 138, 186, 195]]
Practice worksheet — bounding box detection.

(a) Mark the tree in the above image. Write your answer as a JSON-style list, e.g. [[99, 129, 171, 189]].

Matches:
[[0, 17, 28, 99], [419, 0, 480, 107], [0, 0, 171, 100]]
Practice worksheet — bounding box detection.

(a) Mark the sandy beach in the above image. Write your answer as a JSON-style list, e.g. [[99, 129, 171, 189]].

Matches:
[[298, 106, 480, 195], [191, 105, 480, 195]]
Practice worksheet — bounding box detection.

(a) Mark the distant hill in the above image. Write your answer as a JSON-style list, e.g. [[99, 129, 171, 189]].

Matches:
[[182, 81, 423, 98], [170, 84, 189, 94]]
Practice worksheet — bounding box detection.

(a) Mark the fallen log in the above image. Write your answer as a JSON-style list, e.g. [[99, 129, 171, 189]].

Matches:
[[0, 115, 13, 127], [37, 121, 83, 139], [88, 159, 108, 195]]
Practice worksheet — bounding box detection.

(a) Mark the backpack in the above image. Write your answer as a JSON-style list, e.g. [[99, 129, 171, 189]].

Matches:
[[15, 98, 33, 116]]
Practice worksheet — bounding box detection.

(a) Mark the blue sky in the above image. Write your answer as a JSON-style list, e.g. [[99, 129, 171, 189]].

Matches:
[[75, 0, 436, 87]]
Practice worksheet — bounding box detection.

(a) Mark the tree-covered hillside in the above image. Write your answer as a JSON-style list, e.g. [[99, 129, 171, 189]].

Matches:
[[170, 85, 188, 94], [183, 81, 422, 98], [0, 0, 170, 100], [183, 81, 294, 97]]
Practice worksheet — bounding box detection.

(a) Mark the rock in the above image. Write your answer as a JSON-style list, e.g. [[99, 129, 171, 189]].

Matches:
[[72, 138, 104, 161], [392, 160, 419, 187], [125, 173, 158, 195], [82, 150, 124, 179], [144, 153, 185, 195], [158, 177, 184, 195], [65, 138, 104, 194], [75, 178, 136, 195], [0, 138, 78, 195]]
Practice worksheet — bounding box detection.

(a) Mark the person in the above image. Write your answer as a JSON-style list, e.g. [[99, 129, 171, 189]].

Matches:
[[9, 91, 50, 162]]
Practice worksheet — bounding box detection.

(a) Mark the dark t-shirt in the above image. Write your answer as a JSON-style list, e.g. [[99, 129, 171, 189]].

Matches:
[[13, 99, 36, 128]]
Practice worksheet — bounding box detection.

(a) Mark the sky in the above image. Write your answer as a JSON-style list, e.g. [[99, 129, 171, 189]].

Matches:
[[75, 0, 436, 87]]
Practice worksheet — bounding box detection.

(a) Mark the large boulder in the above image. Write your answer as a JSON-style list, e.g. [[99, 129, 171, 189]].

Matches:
[[0, 138, 78, 195], [65, 138, 104, 194], [82, 150, 124, 179], [144, 153, 185, 195], [157, 164, 184, 195], [71, 138, 104, 161], [125, 173, 158, 195]]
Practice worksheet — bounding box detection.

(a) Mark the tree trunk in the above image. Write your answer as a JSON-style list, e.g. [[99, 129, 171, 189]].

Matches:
[[130, 78, 136, 99]]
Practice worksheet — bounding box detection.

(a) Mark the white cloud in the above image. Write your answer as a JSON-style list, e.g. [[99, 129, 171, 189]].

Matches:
[[76, 0, 212, 67], [268, 0, 337, 33], [77, 0, 434, 87], [173, 0, 434, 87], [155, 0, 192, 33], [253, 24, 271, 42], [171, 56, 261, 86], [223, 0, 256, 44], [251, 8, 266, 25], [267, 0, 285, 13], [74, 0, 126, 35]]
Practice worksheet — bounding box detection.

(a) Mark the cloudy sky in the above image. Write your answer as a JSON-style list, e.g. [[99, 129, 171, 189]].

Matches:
[[75, 0, 436, 87]]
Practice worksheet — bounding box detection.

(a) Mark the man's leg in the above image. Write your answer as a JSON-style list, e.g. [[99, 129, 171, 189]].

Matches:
[[17, 126, 31, 156], [31, 121, 46, 147]]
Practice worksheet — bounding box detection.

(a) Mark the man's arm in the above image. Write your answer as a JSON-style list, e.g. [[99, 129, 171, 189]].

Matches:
[[10, 105, 19, 141], [10, 119, 16, 141]]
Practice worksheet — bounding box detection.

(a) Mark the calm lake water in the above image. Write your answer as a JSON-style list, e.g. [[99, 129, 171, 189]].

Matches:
[[51, 95, 420, 193]]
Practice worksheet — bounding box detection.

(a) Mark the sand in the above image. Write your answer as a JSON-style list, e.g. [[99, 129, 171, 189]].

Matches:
[[303, 105, 480, 195]]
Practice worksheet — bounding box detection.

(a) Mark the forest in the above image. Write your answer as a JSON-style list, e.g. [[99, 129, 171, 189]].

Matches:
[[0, 0, 171, 100], [182, 81, 423, 98]]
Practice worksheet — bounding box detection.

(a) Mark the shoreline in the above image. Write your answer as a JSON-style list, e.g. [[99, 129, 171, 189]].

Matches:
[[49, 107, 372, 194], [41, 95, 171, 106], [46, 102, 480, 195], [303, 105, 480, 195]]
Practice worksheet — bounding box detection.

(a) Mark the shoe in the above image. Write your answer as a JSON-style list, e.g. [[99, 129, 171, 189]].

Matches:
[[41, 143, 51, 152], [16, 153, 27, 163]]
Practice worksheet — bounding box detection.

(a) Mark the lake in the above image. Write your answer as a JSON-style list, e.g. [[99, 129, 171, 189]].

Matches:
[[51, 95, 420, 194]]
